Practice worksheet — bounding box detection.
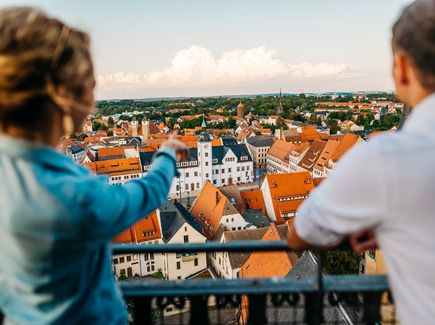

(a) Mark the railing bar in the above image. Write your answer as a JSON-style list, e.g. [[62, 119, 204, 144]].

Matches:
[[120, 276, 389, 298]]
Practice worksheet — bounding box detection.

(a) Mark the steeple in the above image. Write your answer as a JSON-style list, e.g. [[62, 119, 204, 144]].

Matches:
[[201, 113, 207, 129], [277, 89, 283, 114]]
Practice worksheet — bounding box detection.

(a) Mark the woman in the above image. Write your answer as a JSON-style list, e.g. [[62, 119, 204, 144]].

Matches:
[[0, 7, 186, 324]]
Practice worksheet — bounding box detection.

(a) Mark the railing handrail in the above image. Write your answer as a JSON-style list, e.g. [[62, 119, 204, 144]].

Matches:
[[119, 275, 389, 298]]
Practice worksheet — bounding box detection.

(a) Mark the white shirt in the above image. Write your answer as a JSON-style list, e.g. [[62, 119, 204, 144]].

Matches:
[[296, 93, 435, 325]]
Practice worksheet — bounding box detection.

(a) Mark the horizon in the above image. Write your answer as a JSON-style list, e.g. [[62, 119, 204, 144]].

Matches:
[[0, 0, 413, 100]]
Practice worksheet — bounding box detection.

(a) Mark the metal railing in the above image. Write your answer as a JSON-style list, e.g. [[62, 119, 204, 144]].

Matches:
[[113, 241, 396, 325]]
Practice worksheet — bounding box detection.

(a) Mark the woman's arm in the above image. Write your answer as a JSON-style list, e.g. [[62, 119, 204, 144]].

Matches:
[[79, 143, 185, 242]]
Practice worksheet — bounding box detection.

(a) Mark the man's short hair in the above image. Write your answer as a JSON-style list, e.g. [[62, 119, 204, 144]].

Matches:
[[392, 0, 435, 91]]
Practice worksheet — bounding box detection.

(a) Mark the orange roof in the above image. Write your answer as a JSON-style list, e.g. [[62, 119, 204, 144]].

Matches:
[[331, 133, 361, 162], [265, 172, 314, 224], [138, 146, 155, 153], [240, 223, 296, 278], [298, 140, 327, 171], [240, 189, 265, 210], [239, 223, 297, 322], [314, 139, 340, 171], [190, 181, 239, 239], [267, 139, 294, 161], [289, 141, 310, 157], [112, 211, 161, 243], [177, 135, 198, 148], [366, 130, 390, 138], [237, 102, 245, 109], [98, 146, 134, 158], [212, 138, 223, 146], [83, 157, 142, 177]]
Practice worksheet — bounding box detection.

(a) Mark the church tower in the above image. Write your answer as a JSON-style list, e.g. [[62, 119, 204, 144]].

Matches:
[[277, 89, 283, 115], [197, 115, 212, 185], [131, 117, 138, 137], [141, 118, 150, 144], [237, 102, 245, 118]]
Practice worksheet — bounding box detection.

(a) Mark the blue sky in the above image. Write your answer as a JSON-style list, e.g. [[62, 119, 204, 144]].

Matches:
[[0, 0, 413, 99]]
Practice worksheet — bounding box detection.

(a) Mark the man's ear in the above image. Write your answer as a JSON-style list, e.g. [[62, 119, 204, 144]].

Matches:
[[393, 53, 410, 87]]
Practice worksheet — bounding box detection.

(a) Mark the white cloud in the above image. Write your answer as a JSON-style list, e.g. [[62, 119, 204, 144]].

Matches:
[[97, 45, 346, 91]]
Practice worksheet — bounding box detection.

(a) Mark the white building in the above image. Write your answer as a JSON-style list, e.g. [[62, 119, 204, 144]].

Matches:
[[140, 132, 254, 197], [112, 210, 164, 278], [190, 181, 255, 239], [159, 202, 207, 280], [210, 227, 268, 279]]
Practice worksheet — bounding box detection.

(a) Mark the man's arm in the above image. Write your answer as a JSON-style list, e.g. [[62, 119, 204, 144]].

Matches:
[[288, 140, 386, 249]]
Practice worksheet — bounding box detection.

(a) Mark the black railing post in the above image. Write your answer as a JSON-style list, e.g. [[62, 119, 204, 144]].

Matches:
[[189, 296, 210, 325], [305, 251, 325, 325], [362, 291, 382, 324], [133, 297, 152, 325], [247, 294, 267, 325]]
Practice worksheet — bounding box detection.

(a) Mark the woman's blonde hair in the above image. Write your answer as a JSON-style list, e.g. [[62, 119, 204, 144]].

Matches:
[[0, 7, 94, 132]]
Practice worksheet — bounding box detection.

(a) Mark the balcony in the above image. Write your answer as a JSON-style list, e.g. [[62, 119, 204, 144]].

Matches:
[[112, 241, 396, 325]]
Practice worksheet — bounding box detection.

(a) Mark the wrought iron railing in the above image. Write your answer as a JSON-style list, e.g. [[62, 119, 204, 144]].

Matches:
[[113, 241, 396, 325]]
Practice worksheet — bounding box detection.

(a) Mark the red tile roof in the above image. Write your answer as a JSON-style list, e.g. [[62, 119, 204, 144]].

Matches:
[[190, 181, 240, 239], [83, 157, 142, 177], [264, 172, 314, 224], [112, 211, 162, 243]]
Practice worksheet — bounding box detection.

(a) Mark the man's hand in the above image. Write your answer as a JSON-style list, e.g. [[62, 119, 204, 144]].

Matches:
[[161, 134, 189, 163], [349, 229, 378, 253]]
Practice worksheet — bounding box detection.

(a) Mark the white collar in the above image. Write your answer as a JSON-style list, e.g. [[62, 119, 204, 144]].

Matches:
[[403, 92, 435, 132]]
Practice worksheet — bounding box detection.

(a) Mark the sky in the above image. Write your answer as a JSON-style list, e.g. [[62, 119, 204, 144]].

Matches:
[[0, 0, 414, 99]]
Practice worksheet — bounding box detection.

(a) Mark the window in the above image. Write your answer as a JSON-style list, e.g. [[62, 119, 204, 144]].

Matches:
[[237, 177, 240, 182], [186, 172, 189, 177], [213, 180, 217, 184], [194, 171, 198, 176], [222, 178, 225, 183], [185, 226, 187, 232], [120, 257, 125, 263], [177, 261, 181, 270], [206, 173, 209, 178], [184, 235, 189, 243], [205, 162, 209, 166], [147, 266, 150, 272], [177, 276, 181, 280], [150, 253, 154, 260], [205, 152, 208, 157], [221, 168, 225, 173], [127, 256, 131, 262], [228, 168, 232, 173], [113, 258, 118, 265], [196, 183, 200, 188], [237, 167, 240, 171], [176, 185, 180, 191], [151, 264, 155, 272], [144, 254, 149, 261], [185, 184, 189, 190], [194, 258, 198, 266]]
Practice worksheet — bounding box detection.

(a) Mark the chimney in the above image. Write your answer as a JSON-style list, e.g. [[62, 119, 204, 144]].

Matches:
[[215, 191, 220, 205]]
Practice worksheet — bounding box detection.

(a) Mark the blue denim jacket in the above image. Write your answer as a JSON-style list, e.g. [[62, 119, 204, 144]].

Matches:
[[0, 135, 178, 324]]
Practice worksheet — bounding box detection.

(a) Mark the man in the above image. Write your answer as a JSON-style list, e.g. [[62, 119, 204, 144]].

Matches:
[[287, 1, 435, 324]]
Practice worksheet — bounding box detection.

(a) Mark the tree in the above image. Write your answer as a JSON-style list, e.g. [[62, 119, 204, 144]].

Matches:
[[107, 116, 115, 127], [275, 117, 289, 130]]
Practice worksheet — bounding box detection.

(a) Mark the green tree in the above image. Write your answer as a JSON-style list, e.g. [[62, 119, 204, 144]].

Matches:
[[276, 117, 289, 130]]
